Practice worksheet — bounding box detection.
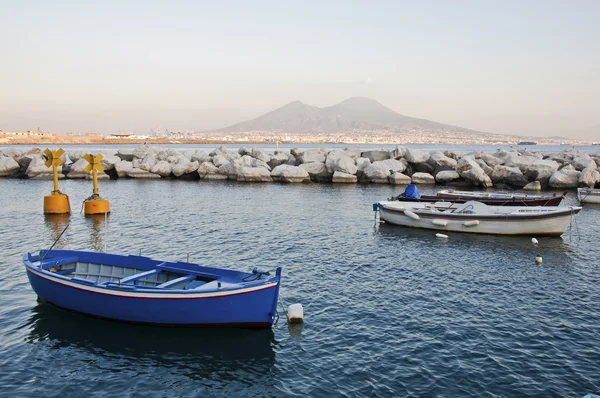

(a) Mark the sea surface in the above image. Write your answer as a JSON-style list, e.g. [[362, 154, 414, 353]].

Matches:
[[1, 173, 599, 396], [4, 142, 600, 155]]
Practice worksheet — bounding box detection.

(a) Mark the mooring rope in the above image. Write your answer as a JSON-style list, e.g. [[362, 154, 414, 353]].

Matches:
[[278, 296, 290, 322]]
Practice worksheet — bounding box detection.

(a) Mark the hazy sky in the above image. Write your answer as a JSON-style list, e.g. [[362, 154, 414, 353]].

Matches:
[[1, 0, 598, 138]]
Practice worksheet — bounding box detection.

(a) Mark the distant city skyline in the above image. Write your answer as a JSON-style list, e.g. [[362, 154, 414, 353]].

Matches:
[[0, 0, 598, 139]]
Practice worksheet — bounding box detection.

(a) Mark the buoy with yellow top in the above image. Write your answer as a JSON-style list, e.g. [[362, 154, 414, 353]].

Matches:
[[82, 153, 110, 216], [43, 148, 71, 214]]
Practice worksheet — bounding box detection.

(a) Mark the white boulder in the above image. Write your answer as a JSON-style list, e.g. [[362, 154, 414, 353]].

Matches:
[[149, 161, 172, 177], [404, 148, 430, 164], [371, 159, 408, 173], [212, 154, 230, 168], [115, 160, 134, 178], [411, 172, 435, 184], [578, 166, 600, 188], [127, 168, 162, 179], [278, 166, 310, 183], [523, 181, 542, 191], [491, 165, 528, 188], [299, 162, 331, 182], [298, 149, 326, 164], [363, 164, 391, 183], [191, 151, 212, 164], [268, 152, 290, 169], [480, 153, 504, 168], [100, 154, 122, 171], [429, 151, 457, 169], [26, 154, 57, 178], [332, 171, 357, 183], [172, 159, 199, 177], [389, 172, 411, 185], [132, 145, 155, 159], [0, 156, 20, 176], [360, 150, 390, 163], [572, 155, 596, 171], [435, 170, 461, 184], [456, 156, 493, 187], [197, 162, 227, 180], [404, 148, 431, 163], [138, 153, 157, 172], [251, 148, 271, 163], [237, 167, 272, 182], [549, 165, 581, 188], [66, 158, 91, 179], [331, 155, 357, 175]]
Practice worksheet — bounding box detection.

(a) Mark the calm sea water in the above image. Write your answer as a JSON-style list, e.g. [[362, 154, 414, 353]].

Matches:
[[4, 142, 600, 155], [1, 176, 599, 396]]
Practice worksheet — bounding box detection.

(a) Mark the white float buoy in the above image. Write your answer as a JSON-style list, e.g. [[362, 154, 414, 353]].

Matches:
[[404, 209, 420, 220], [535, 254, 543, 265], [463, 220, 480, 227], [287, 303, 304, 324], [435, 233, 449, 239], [432, 219, 448, 226], [531, 238, 539, 246]]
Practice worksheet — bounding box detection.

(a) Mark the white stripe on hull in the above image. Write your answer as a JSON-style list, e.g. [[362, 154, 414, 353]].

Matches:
[[580, 197, 600, 204]]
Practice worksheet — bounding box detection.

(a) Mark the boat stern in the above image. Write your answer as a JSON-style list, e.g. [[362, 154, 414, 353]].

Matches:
[[269, 267, 283, 324]]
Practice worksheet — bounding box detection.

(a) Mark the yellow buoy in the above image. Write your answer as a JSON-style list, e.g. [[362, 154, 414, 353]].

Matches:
[[43, 148, 70, 214], [84, 198, 110, 215], [82, 153, 111, 216]]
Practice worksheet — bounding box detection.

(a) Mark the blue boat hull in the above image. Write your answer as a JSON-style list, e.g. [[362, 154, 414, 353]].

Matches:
[[24, 251, 281, 328]]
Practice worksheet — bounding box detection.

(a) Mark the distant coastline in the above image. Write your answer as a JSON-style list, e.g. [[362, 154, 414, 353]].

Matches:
[[0, 132, 592, 147]]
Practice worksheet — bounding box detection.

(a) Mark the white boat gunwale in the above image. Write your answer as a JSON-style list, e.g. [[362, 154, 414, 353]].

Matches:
[[25, 265, 279, 299]]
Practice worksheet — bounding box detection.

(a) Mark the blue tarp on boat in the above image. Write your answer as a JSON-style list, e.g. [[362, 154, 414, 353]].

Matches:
[[396, 184, 421, 199]]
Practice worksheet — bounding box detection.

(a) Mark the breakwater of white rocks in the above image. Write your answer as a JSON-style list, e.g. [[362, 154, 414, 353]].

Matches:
[[1, 145, 599, 190]]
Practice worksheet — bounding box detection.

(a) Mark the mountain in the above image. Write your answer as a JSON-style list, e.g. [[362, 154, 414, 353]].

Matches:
[[217, 97, 483, 134]]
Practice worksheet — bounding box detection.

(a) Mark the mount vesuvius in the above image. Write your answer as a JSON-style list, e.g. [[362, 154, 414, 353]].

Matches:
[[217, 97, 484, 134]]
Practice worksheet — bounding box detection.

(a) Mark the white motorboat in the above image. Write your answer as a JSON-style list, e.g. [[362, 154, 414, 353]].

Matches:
[[577, 188, 600, 204], [373, 200, 581, 236]]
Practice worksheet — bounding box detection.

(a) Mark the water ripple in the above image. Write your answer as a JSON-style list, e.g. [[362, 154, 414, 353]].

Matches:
[[0, 180, 599, 395]]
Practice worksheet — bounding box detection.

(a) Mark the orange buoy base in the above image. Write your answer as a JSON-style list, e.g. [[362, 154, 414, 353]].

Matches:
[[44, 194, 71, 214], [84, 198, 110, 215]]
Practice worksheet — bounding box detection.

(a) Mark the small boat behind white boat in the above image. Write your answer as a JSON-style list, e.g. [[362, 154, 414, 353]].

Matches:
[[577, 188, 600, 204], [436, 189, 565, 204], [373, 200, 582, 236]]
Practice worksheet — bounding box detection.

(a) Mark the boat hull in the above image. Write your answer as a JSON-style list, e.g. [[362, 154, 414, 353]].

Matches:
[[577, 188, 600, 204], [25, 259, 281, 328], [377, 204, 580, 236], [395, 195, 563, 206]]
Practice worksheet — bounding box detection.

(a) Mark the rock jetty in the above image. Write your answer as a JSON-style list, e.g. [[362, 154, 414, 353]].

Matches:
[[1, 145, 599, 190]]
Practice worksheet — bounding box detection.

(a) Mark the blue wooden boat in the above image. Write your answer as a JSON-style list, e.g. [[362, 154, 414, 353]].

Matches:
[[23, 249, 282, 328]]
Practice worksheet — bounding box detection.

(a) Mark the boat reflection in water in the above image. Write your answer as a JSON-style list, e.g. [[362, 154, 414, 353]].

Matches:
[[26, 303, 277, 375], [43, 213, 71, 249], [85, 213, 108, 252]]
